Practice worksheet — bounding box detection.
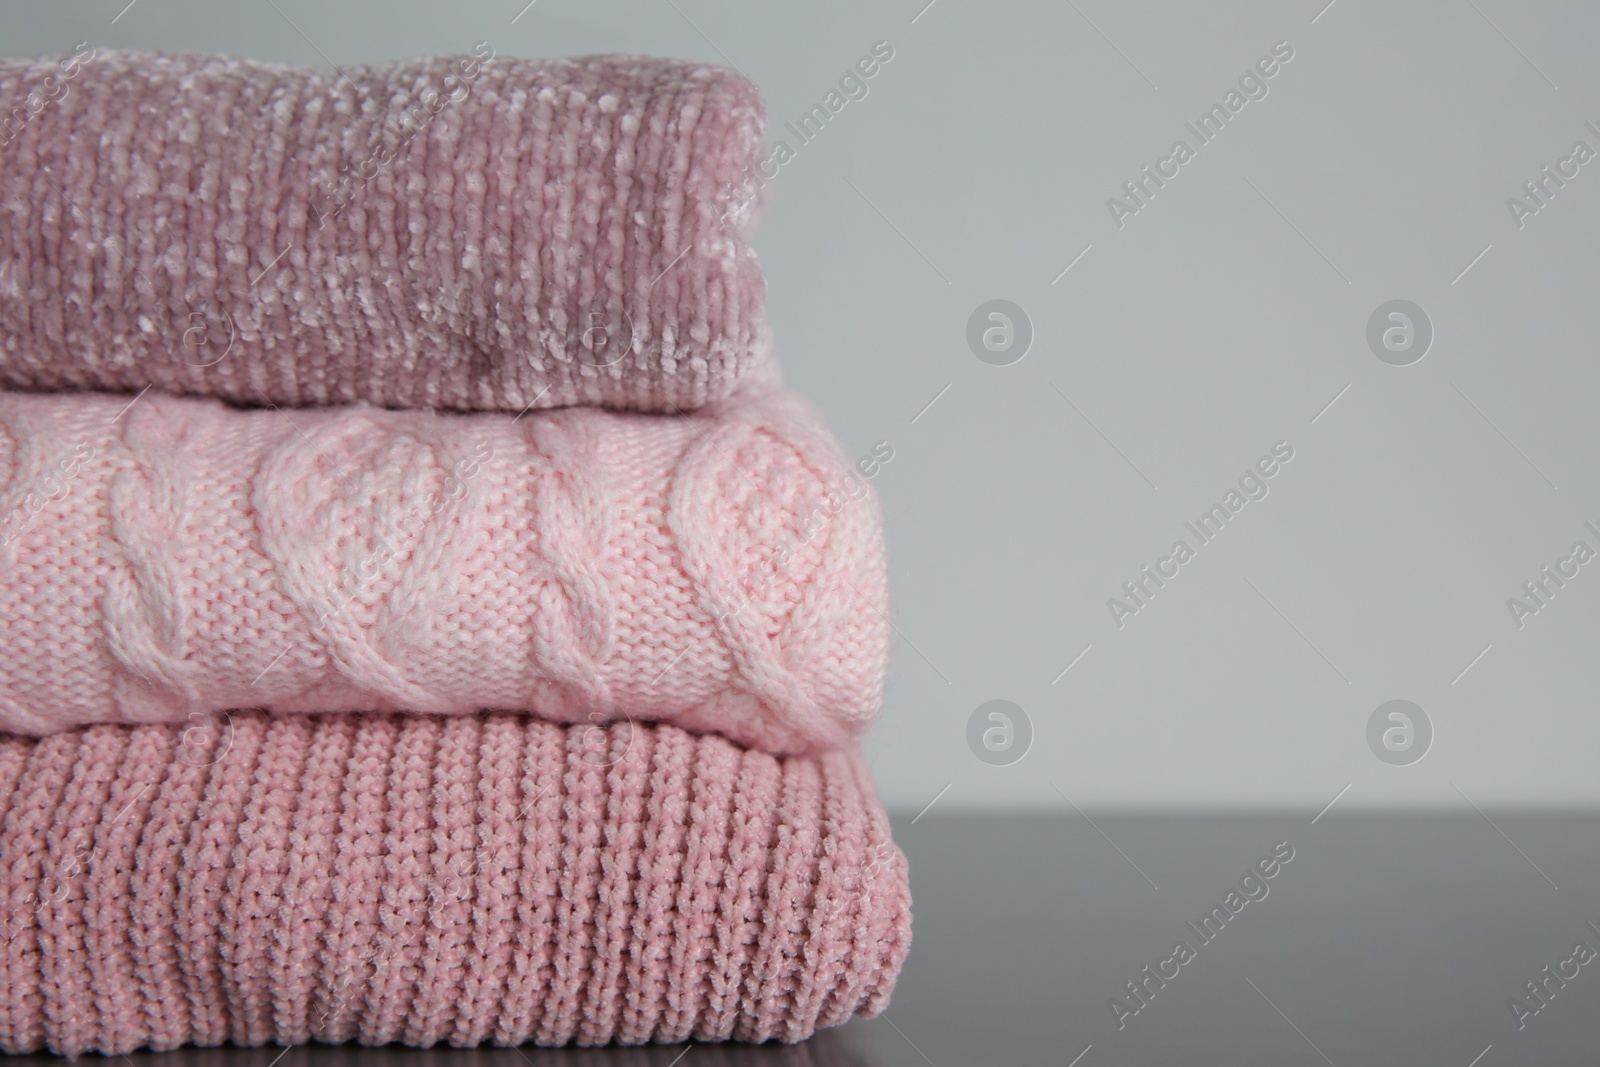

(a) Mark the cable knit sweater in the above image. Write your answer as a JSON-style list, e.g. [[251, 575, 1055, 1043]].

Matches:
[[0, 378, 887, 754], [0, 49, 768, 413], [0, 713, 911, 1055]]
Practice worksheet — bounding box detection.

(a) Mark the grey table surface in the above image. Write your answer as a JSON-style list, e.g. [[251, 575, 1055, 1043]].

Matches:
[[11, 812, 1599, 1066]]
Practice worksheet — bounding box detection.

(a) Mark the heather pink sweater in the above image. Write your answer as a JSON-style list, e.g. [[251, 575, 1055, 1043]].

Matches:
[[0, 380, 887, 754], [0, 49, 768, 413]]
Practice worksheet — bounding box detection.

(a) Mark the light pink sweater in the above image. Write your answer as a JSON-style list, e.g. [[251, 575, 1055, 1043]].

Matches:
[[0, 379, 886, 754], [0, 49, 768, 413], [0, 712, 911, 1055]]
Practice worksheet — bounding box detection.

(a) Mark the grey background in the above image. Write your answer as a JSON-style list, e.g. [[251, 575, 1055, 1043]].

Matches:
[[5, 0, 1597, 815]]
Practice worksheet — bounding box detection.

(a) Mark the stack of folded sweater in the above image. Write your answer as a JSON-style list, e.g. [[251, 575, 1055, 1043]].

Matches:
[[0, 49, 909, 1055]]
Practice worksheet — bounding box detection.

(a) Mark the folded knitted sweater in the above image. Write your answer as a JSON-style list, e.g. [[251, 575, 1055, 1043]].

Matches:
[[0, 379, 887, 755], [0, 712, 911, 1055], [0, 49, 767, 413]]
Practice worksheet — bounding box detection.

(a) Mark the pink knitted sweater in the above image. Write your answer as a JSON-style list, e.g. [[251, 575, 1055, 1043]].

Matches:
[[0, 379, 886, 754], [0, 49, 768, 413], [0, 713, 911, 1055]]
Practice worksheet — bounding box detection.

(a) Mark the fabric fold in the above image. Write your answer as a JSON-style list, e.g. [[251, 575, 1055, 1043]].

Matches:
[[0, 49, 768, 413], [0, 380, 887, 754], [0, 713, 910, 1056]]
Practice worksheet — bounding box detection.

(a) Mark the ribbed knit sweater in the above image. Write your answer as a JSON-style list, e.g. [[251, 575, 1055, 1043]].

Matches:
[[0, 713, 911, 1056]]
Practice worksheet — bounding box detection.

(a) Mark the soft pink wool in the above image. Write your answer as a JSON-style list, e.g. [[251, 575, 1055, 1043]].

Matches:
[[0, 712, 911, 1055], [0, 49, 768, 413], [0, 379, 887, 754]]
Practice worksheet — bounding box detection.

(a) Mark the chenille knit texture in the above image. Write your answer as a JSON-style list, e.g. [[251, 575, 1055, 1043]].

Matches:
[[0, 49, 769, 413], [0, 712, 911, 1056], [0, 374, 887, 755]]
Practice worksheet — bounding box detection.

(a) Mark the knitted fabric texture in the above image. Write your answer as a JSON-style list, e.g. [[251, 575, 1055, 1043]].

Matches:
[[0, 48, 768, 413], [0, 380, 887, 754], [0, 712, 912, 1055]]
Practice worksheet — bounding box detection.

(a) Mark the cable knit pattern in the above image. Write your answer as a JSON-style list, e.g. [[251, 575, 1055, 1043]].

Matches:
[[0, 49, 768, 413], [0, 713, 911, 1056], [0, 379, 888, 754]]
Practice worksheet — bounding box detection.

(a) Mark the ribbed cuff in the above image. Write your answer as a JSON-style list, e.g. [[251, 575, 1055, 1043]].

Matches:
[[0, 713, 910, 1056]]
